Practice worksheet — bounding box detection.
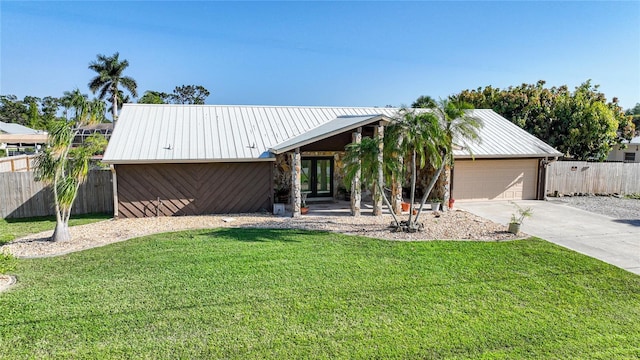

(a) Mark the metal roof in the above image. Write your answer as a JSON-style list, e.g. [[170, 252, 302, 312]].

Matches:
[[270, 114, 391, 154], [453, 109, 562, 159], [103, 105, 399, 163], [0, 121, 41, 135], [622, 136, 640, 145], [103, 105, 560, 164]]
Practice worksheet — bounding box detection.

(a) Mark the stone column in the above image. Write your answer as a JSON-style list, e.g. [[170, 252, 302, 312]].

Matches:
[[373, 123, 384, 216], [291, 148, 301, 217], [350, 128, 362, 216]]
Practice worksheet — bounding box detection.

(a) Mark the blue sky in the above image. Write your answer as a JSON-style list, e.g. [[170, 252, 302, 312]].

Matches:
[[1, 1, 639, 109]]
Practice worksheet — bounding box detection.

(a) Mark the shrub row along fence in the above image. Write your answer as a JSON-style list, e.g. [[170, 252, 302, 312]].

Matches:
[[546, 161, 640, 196], [0, 169, 113, 219]]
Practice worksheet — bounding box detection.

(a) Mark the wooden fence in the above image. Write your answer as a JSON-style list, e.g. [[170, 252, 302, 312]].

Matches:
[[0, 170, 113, 219], [0, 155, 36, 173], [546, 161, 640, 195]]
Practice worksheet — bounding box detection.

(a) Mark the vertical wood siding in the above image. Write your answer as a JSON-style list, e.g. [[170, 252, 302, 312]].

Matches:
[[0, 170, 113, 218], [546, 161, 640, 195], [115, 163, 272, 218]]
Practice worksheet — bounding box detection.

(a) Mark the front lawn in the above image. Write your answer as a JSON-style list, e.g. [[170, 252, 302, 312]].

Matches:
[[1, 229, 638, 359], [0, 213, 111, 245]]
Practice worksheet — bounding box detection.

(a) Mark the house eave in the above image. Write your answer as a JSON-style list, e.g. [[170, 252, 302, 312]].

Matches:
[[103, 157, 276, 165]]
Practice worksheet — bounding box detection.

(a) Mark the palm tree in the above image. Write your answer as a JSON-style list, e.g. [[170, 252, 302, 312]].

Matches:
[[88, 52, 137, 125], [35, 90, 106, 242], [412, 99, 483, 225], [343, 135, 401, 226], [392, 109, 444, 229]]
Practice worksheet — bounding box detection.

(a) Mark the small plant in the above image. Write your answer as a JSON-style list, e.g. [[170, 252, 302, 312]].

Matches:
[[625, 193, 640, 200], [0, 253, 17, 274], [510, 202, 533, 225], [301, 192, 309, 208]]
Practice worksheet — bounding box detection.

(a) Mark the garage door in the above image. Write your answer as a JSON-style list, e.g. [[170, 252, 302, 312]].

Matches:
[[115, 163, 272, 218], [453, 159, 538, 201]]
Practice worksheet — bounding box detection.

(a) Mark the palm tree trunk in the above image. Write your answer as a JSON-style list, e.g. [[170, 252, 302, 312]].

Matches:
[[52, 220, 71, 242], [112, 88, 118, 126], [407, 149, 417, 225], [413, 159, 447, 225], [377, 182, 400, 228]]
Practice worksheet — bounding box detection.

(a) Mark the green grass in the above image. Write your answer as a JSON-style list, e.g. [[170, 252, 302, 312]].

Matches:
[[0, 213, 111, 245], [1, 229, 638, 359]]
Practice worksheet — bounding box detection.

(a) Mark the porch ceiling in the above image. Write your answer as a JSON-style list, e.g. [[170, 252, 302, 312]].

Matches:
[[269, 114, 391, 154]]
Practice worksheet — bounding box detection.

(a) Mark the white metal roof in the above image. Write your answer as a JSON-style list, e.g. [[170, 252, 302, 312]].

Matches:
[[622, 136, 640, 145], [103, 104, 560, 164], [103, 105, 399, 163], [0, 121, 41, 135], [453, 109, 562, 159]]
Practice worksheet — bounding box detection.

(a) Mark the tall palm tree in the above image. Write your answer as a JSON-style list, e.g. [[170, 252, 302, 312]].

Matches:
[[88, 52, 137, 125], [392, 109, 444, 228], [412, 99, 483, 225], [35, 90, 106, 242], [343, 135, 401, 226]]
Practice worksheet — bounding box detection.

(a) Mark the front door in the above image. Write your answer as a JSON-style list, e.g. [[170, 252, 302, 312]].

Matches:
[[301, 157, 333, 198]]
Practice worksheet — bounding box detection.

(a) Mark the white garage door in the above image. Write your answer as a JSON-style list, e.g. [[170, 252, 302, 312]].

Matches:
[[453, 159, 538, 201]]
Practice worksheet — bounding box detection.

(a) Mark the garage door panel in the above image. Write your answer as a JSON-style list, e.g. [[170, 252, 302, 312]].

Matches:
[[453, 159, 538, 201]]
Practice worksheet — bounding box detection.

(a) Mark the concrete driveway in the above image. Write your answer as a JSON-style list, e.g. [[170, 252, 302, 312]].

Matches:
[[459, 200, 640, 276]]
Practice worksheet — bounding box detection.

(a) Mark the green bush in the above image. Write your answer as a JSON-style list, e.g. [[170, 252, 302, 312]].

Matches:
[[625, 193, 640, 200], [0, 253, 16, 274]]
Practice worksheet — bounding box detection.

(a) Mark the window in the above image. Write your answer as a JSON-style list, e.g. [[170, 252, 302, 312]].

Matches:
[[624, 152, 635, 162]]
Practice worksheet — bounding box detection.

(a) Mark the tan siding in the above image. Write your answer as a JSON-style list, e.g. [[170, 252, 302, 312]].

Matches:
[[116, 163, 272, 218], [454, 159, 538, 201]]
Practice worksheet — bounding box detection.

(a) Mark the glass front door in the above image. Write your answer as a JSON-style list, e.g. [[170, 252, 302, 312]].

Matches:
[[301, 157, 333, 198]]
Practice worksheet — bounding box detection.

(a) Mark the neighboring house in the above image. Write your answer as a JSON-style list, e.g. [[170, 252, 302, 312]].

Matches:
[[607, 136, 640, 163], [0, 121, 48, 157], [73, 123, 114, 147], [103, 104, 561, 218]]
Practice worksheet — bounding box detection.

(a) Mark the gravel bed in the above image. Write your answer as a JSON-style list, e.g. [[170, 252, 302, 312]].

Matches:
[[550, 195, 640, 219], [1, 210, 520, 259]]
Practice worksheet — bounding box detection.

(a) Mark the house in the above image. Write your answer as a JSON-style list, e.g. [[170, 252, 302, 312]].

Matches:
[[102, 104, 561, 218], [607, 136, 640, 163], [72, 123, 114, 147], [0, 121, 48, 157]]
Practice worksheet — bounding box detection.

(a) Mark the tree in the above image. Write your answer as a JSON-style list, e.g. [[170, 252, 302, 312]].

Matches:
[[626, 103, 640, 134], [138, 90, 169, 104], [411, 99, 482, 226], [88, 52, 137, 124], [0, 95, 28, 125], [343, 135, 402, 227], [169, 85, 210, 104], [392, 109, 444, 229], [411, 95, 437, 109], [35, 90, 106, 242], [455, 80, 635, 160]]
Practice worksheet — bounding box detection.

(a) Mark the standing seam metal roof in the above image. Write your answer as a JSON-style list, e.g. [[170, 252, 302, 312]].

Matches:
[[102, 104, 561, 163]]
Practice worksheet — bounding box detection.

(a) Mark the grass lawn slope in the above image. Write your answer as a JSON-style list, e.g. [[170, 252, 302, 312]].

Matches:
[[1, 229, 638, 359]]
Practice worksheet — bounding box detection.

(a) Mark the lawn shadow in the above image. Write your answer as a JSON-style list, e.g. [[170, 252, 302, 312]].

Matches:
[[201, 227, 315, 243], [612, 219, 640, 227]]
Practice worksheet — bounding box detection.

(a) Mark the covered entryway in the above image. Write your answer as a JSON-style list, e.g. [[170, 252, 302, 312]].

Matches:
[[453, 159, 539, 201], [301, 157, 334, 198]]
